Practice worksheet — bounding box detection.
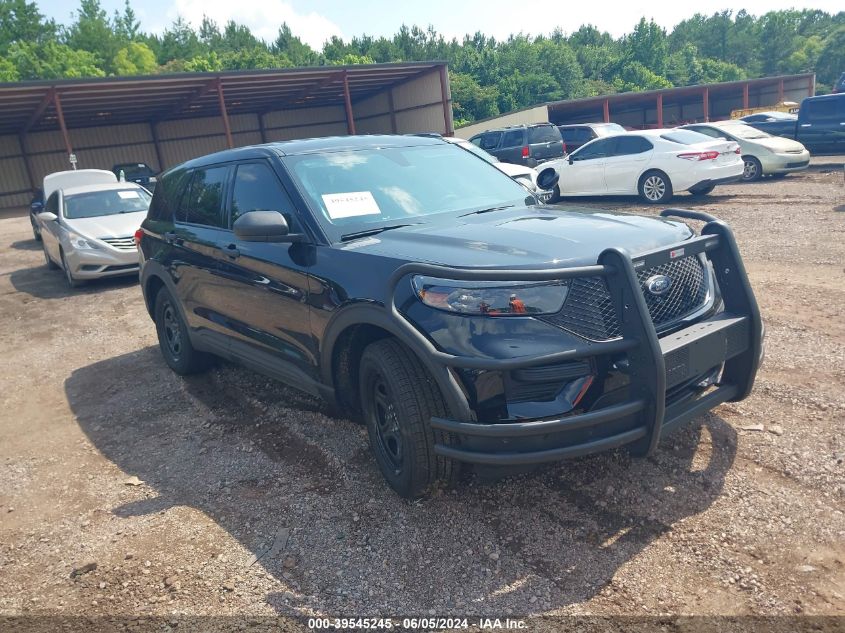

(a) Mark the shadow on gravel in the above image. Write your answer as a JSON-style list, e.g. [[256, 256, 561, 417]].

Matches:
[[8, 264, 138, 300], [553, 192, 735, 209], [67, 347, 737, 616], [9, 238, 40, 251]]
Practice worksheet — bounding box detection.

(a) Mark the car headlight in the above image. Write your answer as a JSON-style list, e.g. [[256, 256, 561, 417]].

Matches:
[[67, 232, 100, 250], [412, 276, 568, 316], [513, 174, 536, 191]]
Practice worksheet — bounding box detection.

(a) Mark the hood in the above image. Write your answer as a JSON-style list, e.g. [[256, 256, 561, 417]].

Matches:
[[753, 135, 806, 153], [338, 206, 693, 268], [64, 211, 148, 239]]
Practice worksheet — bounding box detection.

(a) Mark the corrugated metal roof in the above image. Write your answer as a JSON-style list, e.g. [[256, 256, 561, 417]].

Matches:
[[0, 61, 447, 136]]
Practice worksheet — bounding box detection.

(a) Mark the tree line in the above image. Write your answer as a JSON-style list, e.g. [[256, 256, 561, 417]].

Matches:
[[1, 0, 843, 126]]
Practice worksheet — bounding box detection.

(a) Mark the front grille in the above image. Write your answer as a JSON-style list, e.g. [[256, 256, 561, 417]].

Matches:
[[101, 236, 136, 251], [786, 160, 809, 168], [542, 255, 710, 341]]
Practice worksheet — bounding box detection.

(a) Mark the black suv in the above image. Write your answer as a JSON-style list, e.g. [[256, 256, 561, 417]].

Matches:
[[468, 123, 565, 167], [112, 162, 158, 191], [138, 135, 763, 498]]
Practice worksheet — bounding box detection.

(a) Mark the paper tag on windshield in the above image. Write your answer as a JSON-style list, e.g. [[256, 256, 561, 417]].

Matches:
[[117, 190, 140, 199], [322, 191, 381, 219]]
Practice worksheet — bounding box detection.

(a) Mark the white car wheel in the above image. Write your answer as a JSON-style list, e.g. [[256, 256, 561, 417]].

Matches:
[[639, 172, 673, 204]]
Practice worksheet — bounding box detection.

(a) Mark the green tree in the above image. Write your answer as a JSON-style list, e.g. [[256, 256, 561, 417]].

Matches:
[[0, 55, 19, 80], [449, 71, 499, 124], [112, 40, 157, 75], [64, 0, 118, 67], [8, 40, 104, 79], [272, 23, 319, 66], [0, 0, 56, 55], [625, 18, 668, 76], [815, 25, 845, 89]]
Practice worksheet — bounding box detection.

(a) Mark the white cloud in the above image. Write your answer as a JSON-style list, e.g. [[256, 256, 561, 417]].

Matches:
[[165, 0, 344, 49]]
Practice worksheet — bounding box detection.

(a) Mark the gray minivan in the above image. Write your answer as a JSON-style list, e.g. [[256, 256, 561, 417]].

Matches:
[[469, 123, 565, 167]]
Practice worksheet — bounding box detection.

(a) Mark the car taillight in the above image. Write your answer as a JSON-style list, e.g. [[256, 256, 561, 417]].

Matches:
[[735, 146, 741, 154], [678, 151, 719, 161], [562, 141, 567, 154], [522, 146, 529, 158], [134, 228, 143, 247]]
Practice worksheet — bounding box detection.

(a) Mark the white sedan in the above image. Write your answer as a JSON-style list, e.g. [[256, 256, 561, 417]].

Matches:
[[546, 129, 744, 203]]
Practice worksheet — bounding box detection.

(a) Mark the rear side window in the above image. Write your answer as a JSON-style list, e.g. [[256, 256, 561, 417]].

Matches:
[[230, 162, 293, 226], [147, 169, 187, 222], [478, 132, 502, 150], [178, 166, 230, 228], [500, 130, 523, 148], [560, 128, 591, 144], [528, 126, 561, 143], [803, 98, 839, 121], [613, 136, 653, 155]]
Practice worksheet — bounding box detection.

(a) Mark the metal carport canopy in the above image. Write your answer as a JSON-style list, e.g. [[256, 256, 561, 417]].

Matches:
[[0, 61, 450, 136]]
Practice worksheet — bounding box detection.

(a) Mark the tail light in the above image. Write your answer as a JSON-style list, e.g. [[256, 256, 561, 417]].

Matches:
[[678, 151, 719, 161], [521, 146, 529, 158], [134, 228, 143, 248], [734, 146, 741, 154], [562, 141, 567, 154]]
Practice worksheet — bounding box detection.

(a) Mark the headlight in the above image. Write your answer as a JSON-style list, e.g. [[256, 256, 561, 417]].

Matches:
[[513, 174, 536, 191], [67, 232, 100, 250], [412, 276, 568, 316]]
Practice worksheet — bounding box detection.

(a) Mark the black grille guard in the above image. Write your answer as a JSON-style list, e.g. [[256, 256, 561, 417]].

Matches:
[[385, 210, 763, 465]]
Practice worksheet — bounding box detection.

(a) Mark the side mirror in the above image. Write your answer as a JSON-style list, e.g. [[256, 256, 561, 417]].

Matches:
[[568, 157, 574, 165], [536, 167, 560, 191], [38, 211, 58, 222], [233, 211, 306, 243]]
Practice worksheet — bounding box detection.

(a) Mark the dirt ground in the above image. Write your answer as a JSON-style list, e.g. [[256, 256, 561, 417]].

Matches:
[[0, 158, 843, 632]]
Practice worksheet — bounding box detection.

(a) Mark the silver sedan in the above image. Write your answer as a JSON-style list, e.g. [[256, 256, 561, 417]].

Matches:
[[38, 182, 151, 288]]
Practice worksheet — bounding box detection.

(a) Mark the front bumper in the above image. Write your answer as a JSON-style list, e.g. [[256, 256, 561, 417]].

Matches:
[[760, 151, 811, 174], [387, 210, 763, 466], [66, 246, 140, 279]]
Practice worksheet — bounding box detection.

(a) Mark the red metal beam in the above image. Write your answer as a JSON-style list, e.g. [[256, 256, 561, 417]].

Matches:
[[217, 79, 233, 149], [150, 122, 164, 172], [18, 133, 36, 191], [742, 83, 750, 110], [809, 74, 815, 97], [22, 89, 54, 134], [388, 90, 397, 133], [602, 98, 610, 123], [285, 71, 343, 107], [342, 70, 356, 135], [53, 91, 74, 160], [702, 87, 710, 122], [656, 93, 663, 128], [778, 78, 784, 103], [157, 79, 217, 122], [439, 66, 453, 136]]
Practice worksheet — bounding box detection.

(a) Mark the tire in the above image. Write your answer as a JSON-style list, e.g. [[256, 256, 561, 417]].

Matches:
[[638, 171, 673, 204], [771, 173, 787, 179], [741, 156, 762, 182], [31, 218, 41, 241], [43, 241, 58, 270], [689, 184, 715, 197], [359, 338, 458, 498], [60, 250, 82, 288], [153, 287, 212, 375], [550, 184, 561, 203]]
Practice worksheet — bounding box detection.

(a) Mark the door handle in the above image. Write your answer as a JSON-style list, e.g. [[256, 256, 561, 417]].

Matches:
[[222, 243, 240, 259]]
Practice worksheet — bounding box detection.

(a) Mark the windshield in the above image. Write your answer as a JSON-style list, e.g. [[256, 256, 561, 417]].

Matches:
[[660, 130, 713, 145], [115, 163, 155, 178], [64, 188, 151, 219], [595, 123, 626, 136], [283, 143, 533, 241], [723, 124, 770, 140]]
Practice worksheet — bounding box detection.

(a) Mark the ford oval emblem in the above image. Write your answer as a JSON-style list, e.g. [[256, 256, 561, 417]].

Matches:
[[645, 274, 672, 296]]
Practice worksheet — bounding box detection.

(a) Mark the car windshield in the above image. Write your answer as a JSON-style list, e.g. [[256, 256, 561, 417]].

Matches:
[[756, 112, 795, 120], [64, 188, 151, 219], [660, 130, 713, 145], [723, 125, 770, 140], [284, 143, 533, 241], [115, 164, 154, 178], [595, 123, 626, 136]]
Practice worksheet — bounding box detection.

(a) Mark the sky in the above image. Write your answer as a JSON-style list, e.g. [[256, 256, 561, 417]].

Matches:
[[36, 0, 845, 50]]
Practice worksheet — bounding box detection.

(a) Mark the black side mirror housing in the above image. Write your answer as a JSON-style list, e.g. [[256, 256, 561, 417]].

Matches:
[[536, 167, 560, 191], [233, 211, 306, 243], [568, 157, 574, 165]]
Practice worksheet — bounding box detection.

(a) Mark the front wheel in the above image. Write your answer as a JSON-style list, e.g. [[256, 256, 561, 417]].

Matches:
[[359, 338, 458, 498], [31, 218, 41, 241], [60, 250, 82, 288], [741, 156, 762, 182], [638, 171, 673, 204], [43, 241, 58, 270]]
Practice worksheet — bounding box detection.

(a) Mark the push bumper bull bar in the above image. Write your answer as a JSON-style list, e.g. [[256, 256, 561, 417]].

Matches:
[[386, 210, 763, 466]]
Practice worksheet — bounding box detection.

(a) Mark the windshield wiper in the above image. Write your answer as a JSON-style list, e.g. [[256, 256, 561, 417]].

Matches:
[[340, 223, 419, 242], [458, 204, 515, 218]]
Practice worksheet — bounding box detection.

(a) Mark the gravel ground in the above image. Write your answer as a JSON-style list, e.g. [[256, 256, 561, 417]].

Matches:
[[0, 157, 843, 632]]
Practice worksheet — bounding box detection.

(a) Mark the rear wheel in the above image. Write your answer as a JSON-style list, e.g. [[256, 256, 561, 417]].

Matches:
[[741, 156, 762, 182], [359, 338, 458, 498], [689, 184, 715, 196], [31, 217, 41, 241], [638, 171, 673, 204], [154, 287, 212, 375]]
